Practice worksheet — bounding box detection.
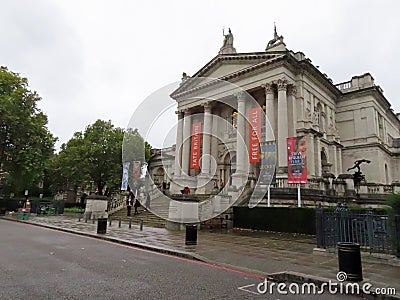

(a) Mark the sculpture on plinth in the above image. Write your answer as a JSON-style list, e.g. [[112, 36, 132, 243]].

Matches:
[[347, 159, 371, 186], [266, 23, 284, 50], [219, 28, 236, 54]]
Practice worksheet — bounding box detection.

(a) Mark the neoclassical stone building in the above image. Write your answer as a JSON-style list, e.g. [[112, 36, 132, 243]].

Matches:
[[151, 28, 400, 205]]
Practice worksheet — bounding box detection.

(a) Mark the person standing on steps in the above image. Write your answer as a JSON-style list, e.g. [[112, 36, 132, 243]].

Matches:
[[126, 191, 134, 216], [134, 197, 141, 215]]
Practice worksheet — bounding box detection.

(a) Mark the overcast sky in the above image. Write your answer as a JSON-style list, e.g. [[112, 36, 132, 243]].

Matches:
[[1, 0, 399, 150]]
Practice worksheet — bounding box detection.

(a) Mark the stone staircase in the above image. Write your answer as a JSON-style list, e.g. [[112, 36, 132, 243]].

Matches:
[[109, 207, 166, 228]]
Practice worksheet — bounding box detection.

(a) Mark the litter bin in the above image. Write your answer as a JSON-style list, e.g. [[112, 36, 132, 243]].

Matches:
[[97, 218, 107, 234], [337, 242, 363, 281], [185, 224, 197, 245]]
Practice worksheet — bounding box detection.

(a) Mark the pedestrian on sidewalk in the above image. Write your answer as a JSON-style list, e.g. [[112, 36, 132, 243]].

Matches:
[[134, 197, 141, 215], [126, 191, 134, 216]]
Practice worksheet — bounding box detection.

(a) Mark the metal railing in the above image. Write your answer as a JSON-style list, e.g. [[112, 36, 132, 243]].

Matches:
[[316, 206, 398, 255]]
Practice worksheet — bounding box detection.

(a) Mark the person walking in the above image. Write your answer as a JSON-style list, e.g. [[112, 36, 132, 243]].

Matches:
[[134, 197, 141, 215], [126, 192, 134, 216]]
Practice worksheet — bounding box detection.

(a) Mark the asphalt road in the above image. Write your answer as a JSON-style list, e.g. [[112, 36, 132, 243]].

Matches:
[[0, 219, 359, 299]]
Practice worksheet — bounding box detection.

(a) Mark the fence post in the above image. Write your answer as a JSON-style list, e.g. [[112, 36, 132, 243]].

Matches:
[[316, 207, 324, 248], [396, 216, 400, 257], [366, 209, 374, 254]]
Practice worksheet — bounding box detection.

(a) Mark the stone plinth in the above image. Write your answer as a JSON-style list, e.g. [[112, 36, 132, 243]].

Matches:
[[84, 195, 109, 219]]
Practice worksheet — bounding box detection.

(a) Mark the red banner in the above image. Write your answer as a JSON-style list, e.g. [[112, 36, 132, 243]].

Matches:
[[133, 161, 141, 180], [190, 122, 202, 169], [249, 107, 262, 163], [287, 136, 308, 184]]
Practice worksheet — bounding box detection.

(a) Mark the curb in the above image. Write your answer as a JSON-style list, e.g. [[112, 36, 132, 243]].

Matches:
[[1, 217, 205, 262]]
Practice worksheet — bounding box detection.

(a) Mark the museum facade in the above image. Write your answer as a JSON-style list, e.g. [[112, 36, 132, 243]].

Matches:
[[149, 28, 400, 206]]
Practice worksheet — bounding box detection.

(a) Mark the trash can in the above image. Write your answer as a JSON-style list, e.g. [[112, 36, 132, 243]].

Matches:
[[97, 218, 108, 234], [185, 224, 197, 245], [337, 242, 363, 281]]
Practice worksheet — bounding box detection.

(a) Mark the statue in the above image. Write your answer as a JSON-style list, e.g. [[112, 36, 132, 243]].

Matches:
[[266, 23, 284, 49], [222, 28, 234, 47], [347, 159, 371, 186], [347, 159, 371, 173], [219, 28, 236, 54]]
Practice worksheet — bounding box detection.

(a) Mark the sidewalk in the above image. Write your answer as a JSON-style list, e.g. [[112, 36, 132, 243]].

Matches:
[[3, 214, 400, 298]]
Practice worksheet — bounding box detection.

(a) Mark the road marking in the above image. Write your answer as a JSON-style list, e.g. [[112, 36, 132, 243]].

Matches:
[[238, 284, 260, 295]]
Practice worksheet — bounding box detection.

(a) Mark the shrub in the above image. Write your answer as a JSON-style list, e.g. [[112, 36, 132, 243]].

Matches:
[[386, 194, 400, 215]]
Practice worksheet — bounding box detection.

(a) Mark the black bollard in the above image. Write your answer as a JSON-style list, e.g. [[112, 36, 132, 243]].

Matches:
[[97, 218, 107, 234], [109, 218, 112, 226], [185, 224, 197, 245], [140, 219, 143, 231], [118, 217, 121, 228], [337, 242, 363, 281], [129, 218, 132, 229]]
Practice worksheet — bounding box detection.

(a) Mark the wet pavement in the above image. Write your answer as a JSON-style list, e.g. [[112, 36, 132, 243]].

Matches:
[[2, 214, 400, 298]]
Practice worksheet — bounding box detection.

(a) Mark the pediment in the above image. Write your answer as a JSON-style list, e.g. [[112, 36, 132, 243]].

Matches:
[[172, 52, 285, 99]]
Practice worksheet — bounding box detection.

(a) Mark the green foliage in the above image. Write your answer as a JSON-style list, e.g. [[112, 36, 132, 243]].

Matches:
[[123, 128, 152, 163], [386, 193, 400, 215], [0, 66, 56, 194], [47, 120, 125, 195], [64, 207, 85, 214]]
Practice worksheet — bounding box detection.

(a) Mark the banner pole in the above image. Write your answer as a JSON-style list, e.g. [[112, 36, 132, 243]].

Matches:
[[267, 185, 270, 207], [297, 184, 301, 207]]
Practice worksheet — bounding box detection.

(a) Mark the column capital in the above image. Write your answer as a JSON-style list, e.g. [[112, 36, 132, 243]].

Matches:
[[277, 77, 288, 91], [234, 91, 246, 102], [288, 85, 297, 96], [261, 82, 274, 94], [201, 101, 212, 113], [182, 108, 191, 116], [176, 110, 184, 118]]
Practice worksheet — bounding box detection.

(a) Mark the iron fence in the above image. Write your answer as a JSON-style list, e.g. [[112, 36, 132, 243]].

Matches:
[[316, 206, 399, 255]]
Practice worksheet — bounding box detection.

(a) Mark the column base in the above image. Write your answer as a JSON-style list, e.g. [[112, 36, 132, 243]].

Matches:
[[231, 172, 248, 189], [196, 174, 214, 194]]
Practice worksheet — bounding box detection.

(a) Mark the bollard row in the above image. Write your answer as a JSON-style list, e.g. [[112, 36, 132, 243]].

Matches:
[[78, 215, 145, 230]]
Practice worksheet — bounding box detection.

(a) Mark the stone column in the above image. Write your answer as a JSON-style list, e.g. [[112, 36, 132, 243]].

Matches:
[[232, 92, 248, 188], [277, 78, 288, 170], [315, 137, 321, 177], [181, 109, 191, 176], [211, 111, 219, 176], [174, 111, 184, 177], [201, 102, 212, 175], [337, 147, 343, 174], [288, 86, 297, 137], [236, 92, 246, 174], [307, 134, 315, 177], [196, 102, 213, 194], [263, 83, 275, 141], [331, 145, 338, 176]]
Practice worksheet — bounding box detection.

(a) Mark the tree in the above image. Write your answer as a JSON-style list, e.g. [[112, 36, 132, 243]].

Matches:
[[48, 120, 125, 195], [0, 66, 56, 195]]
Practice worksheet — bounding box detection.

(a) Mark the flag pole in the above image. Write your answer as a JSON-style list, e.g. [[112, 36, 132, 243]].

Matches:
[[297, 184, 301, 207]]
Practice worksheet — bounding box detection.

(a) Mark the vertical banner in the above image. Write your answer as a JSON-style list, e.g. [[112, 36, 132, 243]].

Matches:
[[190, 122, 202, 169], [249, 107, 262, 163], [287, 136, 308, 184], [259, 141, 276, 185], [121, 162, 130, 190], [133, 161, 141, 180]]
